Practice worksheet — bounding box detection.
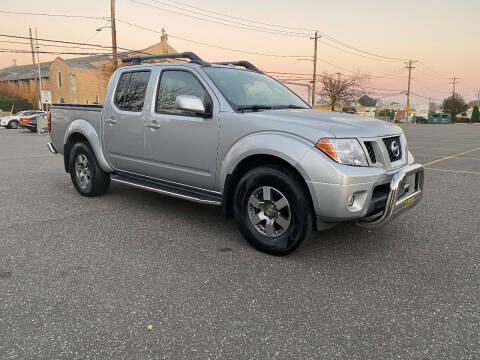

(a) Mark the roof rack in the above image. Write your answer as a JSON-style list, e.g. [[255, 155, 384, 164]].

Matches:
[[212, 61, 262, 73], [122, 52, 208, 65]]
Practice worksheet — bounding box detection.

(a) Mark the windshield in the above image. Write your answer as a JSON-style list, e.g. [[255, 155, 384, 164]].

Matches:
[[203, 67, 309, 111]]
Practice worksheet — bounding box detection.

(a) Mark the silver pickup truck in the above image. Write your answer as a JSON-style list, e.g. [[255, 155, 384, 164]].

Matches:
[[47, 52, 424, 255]]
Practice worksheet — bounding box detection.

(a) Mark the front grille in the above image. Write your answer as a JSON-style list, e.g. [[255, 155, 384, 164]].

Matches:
[[382, 136, 402, 162], [364, 141, 376, 164]]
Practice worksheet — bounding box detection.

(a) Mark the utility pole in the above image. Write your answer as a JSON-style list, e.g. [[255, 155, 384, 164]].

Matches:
[[449, 77, 459, 98], [35, 27, 43, 112], [405, 59, 417, 123], [110, 0, 118, 69], [29, 28, 40, 109], [310, 31, 319, 107]]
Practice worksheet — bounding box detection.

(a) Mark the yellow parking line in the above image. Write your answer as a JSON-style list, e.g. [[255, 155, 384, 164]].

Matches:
[[422, 147, 480, 167], [417, 154, 480, 161], [425, 168, 480, 175]]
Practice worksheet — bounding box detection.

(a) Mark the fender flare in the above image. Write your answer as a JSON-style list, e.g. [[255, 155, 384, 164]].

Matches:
[[64, 119, 113, 173], [217, 131, 315, 193]]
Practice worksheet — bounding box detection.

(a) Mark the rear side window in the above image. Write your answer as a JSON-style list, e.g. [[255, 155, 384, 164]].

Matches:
[[114, 71, 150, 111], [156, 70, 211, 116]]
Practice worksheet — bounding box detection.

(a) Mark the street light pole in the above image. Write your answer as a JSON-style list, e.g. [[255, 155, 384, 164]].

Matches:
[[110, 0, 118, 69]]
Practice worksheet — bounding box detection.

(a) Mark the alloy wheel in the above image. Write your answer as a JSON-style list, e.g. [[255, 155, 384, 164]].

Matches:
[[247, 186, 291, 237], [74, 154, 91, 189]]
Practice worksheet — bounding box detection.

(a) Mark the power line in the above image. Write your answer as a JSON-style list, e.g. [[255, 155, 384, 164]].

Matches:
[[160, 0, 317, 32], [0, 48, 110, 55], [148, 0, 312, 36], [0, 34, 112, 49], [417, 62, 447, 78], [411, 77, 450, 94], [410, 92, 442, 101], [156, 0, 408, 62], [2, 7, 414, 64], [0, 9, 107, 20], [318, 34, 407, 62], [318, 39, 404, 63], [0, 39, 111, 51], [115, 19, 310, 58], [128, 0, 311, 38], [0, 33, 151, 56]]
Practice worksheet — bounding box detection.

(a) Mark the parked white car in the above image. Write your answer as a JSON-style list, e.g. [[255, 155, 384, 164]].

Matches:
[[0, 110, 45, 129]]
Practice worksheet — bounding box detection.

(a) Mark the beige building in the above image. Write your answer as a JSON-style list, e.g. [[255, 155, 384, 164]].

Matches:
[[0, 30, 176, 106]]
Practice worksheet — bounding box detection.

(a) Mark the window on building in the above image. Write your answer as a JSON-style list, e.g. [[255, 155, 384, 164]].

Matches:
[[114, 71, 151, 111], [155, 70, 212, 117], [57, 72, 62, 87]]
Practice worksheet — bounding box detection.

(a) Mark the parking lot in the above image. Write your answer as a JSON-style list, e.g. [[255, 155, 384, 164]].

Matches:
[[0, 124, 479, 359]]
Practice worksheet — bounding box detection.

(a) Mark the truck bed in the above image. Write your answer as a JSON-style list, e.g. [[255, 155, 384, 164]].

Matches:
[[49, 103, 103, 156]]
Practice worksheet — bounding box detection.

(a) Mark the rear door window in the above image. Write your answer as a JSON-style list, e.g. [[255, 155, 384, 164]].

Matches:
[[114, 71, 150, 111]]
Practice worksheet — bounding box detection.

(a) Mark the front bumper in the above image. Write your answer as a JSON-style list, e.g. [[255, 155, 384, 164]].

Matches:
[[307, 164, 424, 229], [355, 163, 424, 228]]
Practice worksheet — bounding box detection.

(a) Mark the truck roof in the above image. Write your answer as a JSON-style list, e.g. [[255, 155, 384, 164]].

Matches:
[[121, 52, 262, 73]]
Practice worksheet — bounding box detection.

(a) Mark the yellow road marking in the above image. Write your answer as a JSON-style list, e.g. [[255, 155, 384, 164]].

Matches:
[[425, 168, 480, 175], [417, 154, 480, 161], [422, 147, 480, 167]]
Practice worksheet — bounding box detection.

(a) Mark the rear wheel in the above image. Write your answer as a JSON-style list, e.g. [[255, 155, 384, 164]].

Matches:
[[69, 142, 110, 196], [8, 120, 19, 129], [233, 165, 312, 256]]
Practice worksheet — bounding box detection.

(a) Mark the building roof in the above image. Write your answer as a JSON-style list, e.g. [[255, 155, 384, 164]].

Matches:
[[0, 37, 175, 81], [0, 61, 51, 81]]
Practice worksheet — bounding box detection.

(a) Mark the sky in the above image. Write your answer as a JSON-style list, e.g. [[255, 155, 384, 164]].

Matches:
[[1, 0, 479, 105]]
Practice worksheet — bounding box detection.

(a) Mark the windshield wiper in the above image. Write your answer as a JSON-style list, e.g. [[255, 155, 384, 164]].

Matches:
[[236, 104, 307, 112], [236, 105, 275, 112], [271, 105, 307, 109]]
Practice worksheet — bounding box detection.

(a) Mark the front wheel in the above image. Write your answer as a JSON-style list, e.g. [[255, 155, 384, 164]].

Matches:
[[233, 165, 312, 256], [69, 142, 111, 196]]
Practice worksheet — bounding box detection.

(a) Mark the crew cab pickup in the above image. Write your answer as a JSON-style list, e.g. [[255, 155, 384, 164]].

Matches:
[[47, 52, 424, 255]]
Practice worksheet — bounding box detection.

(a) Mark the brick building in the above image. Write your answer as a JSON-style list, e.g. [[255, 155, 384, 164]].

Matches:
[[0, 30, 176, 106]]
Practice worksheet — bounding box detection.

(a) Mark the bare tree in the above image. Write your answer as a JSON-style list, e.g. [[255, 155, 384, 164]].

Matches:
[[316, 72, 369, 110]]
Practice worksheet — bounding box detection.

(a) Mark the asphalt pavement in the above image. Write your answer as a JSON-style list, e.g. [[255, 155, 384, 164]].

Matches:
[[0, 124, 479, 359]]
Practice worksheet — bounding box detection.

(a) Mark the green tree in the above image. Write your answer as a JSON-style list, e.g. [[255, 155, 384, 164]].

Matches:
[[472, 105, 480, 123], [441, 95, 468, 120], [0, 97, 33, 113]]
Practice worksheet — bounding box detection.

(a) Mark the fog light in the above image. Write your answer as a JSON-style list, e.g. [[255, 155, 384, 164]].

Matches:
[[348, 194, 355, 207]]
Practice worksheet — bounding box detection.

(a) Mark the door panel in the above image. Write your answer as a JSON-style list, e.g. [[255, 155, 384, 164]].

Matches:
[[144, 69, 219, 190], [103, 71, 151, 173]]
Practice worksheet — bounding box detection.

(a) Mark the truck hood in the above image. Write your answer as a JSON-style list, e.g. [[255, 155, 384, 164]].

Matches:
[[248, 109, 402, 142]]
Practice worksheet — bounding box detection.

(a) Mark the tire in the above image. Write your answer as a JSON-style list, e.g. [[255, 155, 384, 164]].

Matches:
[[233, 165, 312, 256], [8, 120, 19, 129], [69, 142, 111, 196]]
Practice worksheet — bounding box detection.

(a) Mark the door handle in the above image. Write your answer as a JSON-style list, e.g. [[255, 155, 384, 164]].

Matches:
[[105, 118, 117, 124], [146, 122, 161, 129]]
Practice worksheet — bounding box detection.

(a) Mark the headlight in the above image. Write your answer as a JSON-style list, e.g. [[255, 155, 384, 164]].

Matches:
[[316, 138, 369, 166]]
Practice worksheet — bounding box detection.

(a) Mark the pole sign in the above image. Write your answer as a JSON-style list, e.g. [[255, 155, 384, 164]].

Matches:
[[41, 90, 52, 104]]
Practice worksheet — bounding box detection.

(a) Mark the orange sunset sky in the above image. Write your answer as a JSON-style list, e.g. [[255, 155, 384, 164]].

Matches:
[[1, 0, 479, 104]]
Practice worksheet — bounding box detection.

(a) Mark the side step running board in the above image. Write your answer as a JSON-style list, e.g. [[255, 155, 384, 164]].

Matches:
[[111, 174, 222, 205]]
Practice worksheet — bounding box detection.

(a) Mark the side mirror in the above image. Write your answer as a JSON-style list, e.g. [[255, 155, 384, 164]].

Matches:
[[175, 95, 209, 116]]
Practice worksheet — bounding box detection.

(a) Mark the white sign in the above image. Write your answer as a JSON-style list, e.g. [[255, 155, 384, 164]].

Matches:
[[41, 90, 52, 104]]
